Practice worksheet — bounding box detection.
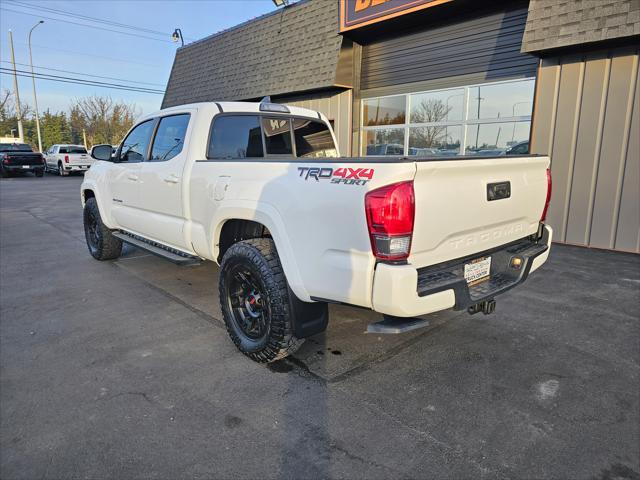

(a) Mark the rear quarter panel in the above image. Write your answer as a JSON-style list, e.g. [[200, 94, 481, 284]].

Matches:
[[189, 160, 416, 306]]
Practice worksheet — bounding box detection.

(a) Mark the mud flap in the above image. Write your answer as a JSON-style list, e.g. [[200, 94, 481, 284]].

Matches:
[[287, 285, 328, 338]]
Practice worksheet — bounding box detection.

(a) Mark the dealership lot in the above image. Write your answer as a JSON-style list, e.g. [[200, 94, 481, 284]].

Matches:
[[1, 175, 638, 479]]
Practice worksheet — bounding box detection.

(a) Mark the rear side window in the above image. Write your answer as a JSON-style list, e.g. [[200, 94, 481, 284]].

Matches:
[[120, 120, 155, 163], [208, 115, 263, 159], [262, 117, 292, 155], [292, 119, 337, 158], [150, 114, 190, 162]]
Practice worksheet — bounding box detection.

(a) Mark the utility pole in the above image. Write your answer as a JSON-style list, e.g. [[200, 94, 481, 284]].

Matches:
[[82, 129, 88, 150], [8, 30, 24, 142], [29, 21, 44, 152]]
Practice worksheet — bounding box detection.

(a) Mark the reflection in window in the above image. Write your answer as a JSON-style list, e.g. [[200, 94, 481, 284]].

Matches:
[[467, 80, 534, 120], [208, 115, 263, 159], [465, 122, 531, 154], [150, 114, 190, 161], [292, 119, 337, 158], [262, 117, 292, 155], [363, 96, 406, 126], [362, 78, 535, 156], [409, 125, 461, 156], [410, 89, 464, 123], [120, 120, 155, 163], [364, 128, 404, 155]]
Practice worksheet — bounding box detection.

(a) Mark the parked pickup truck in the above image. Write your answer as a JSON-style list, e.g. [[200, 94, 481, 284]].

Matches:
[[0, 143, 45, 177], [45, 144, 93, 176], [81, 100, 552, 362]]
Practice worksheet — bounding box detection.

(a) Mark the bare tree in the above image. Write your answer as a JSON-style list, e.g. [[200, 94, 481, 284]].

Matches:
[[0, 90, 11, 112], [69, 95, 139, 146], [410, 99, 454, 149]]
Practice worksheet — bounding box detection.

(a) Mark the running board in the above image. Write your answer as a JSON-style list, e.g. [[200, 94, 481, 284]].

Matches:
[[113, 232, 202, 266], [366, 315, 430, 334]]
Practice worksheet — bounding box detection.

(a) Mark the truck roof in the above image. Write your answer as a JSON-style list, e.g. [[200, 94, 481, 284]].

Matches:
[[142, 101, 327, 123]]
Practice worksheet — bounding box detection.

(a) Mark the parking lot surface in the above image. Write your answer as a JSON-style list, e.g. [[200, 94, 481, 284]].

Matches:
[[1, 174, 639, 479]]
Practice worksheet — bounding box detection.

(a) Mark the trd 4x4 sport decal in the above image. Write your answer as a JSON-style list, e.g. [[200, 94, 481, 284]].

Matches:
[[298, 167, 374, 185]]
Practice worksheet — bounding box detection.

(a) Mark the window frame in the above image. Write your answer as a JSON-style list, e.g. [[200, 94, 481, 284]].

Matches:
[[147, 113, 191, 163], [206, 112, 335, 161], [360, 77, 536, 156]]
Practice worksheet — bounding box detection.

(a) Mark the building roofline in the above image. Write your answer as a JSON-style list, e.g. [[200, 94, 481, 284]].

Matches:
[[178, 0, 310, 50]]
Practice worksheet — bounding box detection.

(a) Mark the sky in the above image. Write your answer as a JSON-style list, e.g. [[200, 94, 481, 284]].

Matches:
[[0, 0, 278, 119]]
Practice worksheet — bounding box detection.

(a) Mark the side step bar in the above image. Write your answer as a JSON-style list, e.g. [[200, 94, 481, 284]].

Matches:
[[113, 232, 202, 266], [367, 315, 430, 334]]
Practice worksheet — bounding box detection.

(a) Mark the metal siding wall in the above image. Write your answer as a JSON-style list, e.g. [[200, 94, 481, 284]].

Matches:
[[361, 7, 537, 91], [281, 90, 352, 156], [531, 47, 640, 253]]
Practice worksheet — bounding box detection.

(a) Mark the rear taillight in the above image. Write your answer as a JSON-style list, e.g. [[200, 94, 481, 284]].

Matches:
[[64, 155, 69, 163], [365, 181, 415, 260], [540, 168, 552, 222], [2, 154, 8, 164]]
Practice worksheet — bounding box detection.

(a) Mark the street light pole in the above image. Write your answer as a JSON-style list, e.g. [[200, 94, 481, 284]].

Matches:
[[511, 101, 529, 142], [29, 20, 44, 152], [172, 28, 184, 47], [8, 30, 24, 142]]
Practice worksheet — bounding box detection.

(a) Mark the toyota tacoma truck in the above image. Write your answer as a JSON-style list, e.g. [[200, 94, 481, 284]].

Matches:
[[0, 143, 45, 177], [81, 100, 552, 363]]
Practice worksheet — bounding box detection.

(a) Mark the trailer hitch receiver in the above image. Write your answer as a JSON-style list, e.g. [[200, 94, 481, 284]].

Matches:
[[468, 299, 496, 315]]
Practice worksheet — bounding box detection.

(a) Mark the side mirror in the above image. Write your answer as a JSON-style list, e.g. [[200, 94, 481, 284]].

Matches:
[[91, 144, 114, 161]]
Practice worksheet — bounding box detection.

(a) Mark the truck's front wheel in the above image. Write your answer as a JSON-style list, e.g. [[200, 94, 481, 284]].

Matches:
[[83, 198, 122, 261], [219, 238, 303, 363]]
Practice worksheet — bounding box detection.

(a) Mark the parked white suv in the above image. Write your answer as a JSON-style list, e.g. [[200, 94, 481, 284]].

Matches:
[[45, 144, 93, 176], [81, 100, 552, 362]]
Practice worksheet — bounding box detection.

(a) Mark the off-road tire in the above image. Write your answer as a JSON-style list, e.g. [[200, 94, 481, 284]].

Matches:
[[219, 238, 304, 363], [83, 198, 122, 261]]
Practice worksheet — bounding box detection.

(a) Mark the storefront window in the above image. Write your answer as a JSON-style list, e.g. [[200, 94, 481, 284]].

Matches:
[[410, 88, 464, 123], [362, 78, 535, 156], [364, 128, 404, 155], [363, 96, 406, 126], [467, 81, 534, 120], [409, 125, 461, 156], [465, 121, 531, 154]]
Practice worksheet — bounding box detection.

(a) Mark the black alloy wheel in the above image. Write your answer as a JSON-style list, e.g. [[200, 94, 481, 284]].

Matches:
[[85, 206, 100, 255], [225, 264, 269, 341], [82, 198, 122, 260], [218, 238, 304, 362]]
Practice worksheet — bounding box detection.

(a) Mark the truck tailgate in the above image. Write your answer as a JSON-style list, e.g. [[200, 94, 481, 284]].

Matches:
[[68, 153, 91, 164], [410, 155, 550, 267]]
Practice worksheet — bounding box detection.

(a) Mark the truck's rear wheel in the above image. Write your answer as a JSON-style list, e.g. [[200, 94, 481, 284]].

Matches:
[[58, 162, 68, 176], [83, 198, 122, 260], [219, 238, 303, 363]]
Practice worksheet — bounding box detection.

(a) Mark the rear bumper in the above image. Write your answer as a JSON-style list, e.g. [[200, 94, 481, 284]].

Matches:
[[371, 225, 552, 317], [64, 164, 91, 171], [3, 165, 44, 172]]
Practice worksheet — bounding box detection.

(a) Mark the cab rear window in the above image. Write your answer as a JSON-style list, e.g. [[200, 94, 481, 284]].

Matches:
[[292, 119, 337, 158], [207, 114, 337, 159], [59, 146, 87, 154], [208, 115, 264, 159]]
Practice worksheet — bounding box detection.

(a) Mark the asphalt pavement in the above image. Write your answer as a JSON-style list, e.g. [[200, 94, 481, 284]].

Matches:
[[1, 174, 639, 479]]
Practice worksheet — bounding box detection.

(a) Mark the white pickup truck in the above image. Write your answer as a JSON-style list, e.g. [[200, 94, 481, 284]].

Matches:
[[81, 100, 552, 362], [45, 144, 93, 176]]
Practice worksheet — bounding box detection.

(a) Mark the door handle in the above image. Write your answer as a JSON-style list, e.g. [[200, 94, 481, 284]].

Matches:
[[127, 174, 139, 181], [164, 174, 180, 184]]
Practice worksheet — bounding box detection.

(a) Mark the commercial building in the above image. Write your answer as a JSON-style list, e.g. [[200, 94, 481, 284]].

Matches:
[[163, 0, 639, 253]]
